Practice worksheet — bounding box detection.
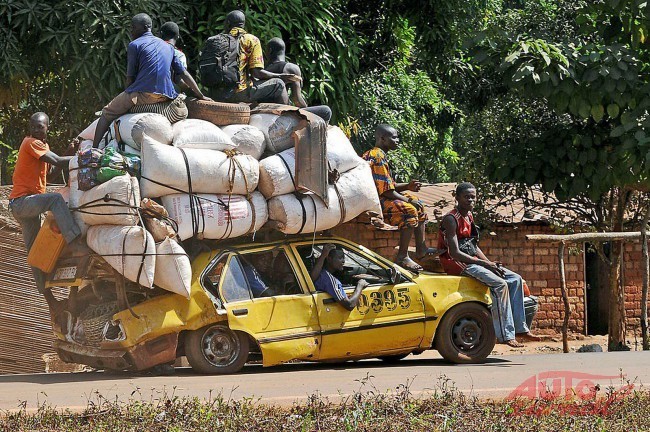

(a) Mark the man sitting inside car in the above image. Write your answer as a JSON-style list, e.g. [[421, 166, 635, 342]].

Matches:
[[310, 244, 368, 311]]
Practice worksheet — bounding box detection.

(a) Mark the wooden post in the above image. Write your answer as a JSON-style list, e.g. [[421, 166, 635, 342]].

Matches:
[[558, 242, 570, 353], [642, 206, 650, 350]]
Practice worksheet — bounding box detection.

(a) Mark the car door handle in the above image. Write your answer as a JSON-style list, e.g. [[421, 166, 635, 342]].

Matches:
[[232, 308, 248, 316], [323, 298, 336, 305]]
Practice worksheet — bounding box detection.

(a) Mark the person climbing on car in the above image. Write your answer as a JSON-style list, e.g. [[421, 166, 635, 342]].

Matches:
[[437, 182, 542, 348], [200, 10, 301, 104], [264, 37, 333, 123], [9, 112, 83, 317], [362, 124, 440, 273], [311, 244, 368, 311], [92, 13, 210, 148]]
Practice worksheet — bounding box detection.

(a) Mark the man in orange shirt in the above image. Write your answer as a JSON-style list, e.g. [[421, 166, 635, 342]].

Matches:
[[9, 112, 81, 312]]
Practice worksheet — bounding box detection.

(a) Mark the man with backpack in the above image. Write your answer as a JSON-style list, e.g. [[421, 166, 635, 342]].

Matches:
[[200, 10, 301, 104]]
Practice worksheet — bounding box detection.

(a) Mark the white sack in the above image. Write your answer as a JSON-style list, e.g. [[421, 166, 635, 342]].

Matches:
[[222, 124, 266, 160], [258, 126, 363, 198], [154, 237, 191, 298], [249, 113, 301, 154], [79, 175, 140, 226], [325, 126, 364, 173], [267, 163, 381, 234], [172, 119, 236, 151], [140, 135, 259, 198], [162, 191, 268, 241], [112, 113, 173, 150], [86, 225, 156, 288], [78, 119, 99, 140], [68, 156, 89, 236]]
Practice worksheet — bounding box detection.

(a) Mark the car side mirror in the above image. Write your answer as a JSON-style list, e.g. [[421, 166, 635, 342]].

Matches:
[[389, 265, 402, 285]]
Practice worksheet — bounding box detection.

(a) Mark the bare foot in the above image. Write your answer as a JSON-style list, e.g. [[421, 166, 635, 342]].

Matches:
[[517, 332, 542, 342], [501, 339, 525, 348]]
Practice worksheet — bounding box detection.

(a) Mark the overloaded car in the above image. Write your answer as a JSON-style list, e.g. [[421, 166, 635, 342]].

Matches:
[[48, 235, 496, 374]]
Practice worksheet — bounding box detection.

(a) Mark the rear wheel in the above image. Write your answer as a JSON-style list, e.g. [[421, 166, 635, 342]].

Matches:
[[185, 324, 249, 374], [435, 303, 495, 364]]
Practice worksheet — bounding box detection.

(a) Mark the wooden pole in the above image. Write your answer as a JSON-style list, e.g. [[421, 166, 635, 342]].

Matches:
[[642, 206, 650, 350], [527, 232, 650, 243], [558, 242, 570, 353]]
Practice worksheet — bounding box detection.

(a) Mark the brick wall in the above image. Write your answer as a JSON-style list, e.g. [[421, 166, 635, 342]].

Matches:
[[333, 220, 649, 335]]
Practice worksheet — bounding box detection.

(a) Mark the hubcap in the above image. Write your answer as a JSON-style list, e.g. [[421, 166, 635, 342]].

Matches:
[[451, 317, 482, 352], [201, 327, 240, 367]]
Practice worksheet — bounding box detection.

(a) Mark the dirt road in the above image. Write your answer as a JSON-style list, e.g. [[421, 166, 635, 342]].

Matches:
[[0, 350, 647, 410]]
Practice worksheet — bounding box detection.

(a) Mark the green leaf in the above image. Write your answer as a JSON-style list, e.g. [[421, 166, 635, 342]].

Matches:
[[579, 100, 592, 118], [591, 104, 604, 122], [611, 125, 626, 137], [607, 103, 620, 118]]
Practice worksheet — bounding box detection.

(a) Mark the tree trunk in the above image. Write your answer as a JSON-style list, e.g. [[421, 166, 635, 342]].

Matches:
[[641, 204, 650, 350], [558, 242, 570, 353], [608, 189, 629, 351]]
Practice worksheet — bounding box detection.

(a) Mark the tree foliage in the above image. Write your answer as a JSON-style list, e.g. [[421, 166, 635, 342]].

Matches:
[[470, 0, 650, 201], [342, 19, 459, 182]]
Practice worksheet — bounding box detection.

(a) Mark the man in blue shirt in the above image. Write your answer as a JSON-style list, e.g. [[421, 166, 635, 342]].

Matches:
[[92, 13, 210, 147], [310, 244, 369, 311]]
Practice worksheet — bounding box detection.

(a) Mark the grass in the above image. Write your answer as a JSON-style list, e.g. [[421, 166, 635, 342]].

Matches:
[[1, 377, 648, 431]]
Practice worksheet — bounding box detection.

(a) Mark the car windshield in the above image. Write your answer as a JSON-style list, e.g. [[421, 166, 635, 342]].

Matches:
[[297, 243, 390, 286]]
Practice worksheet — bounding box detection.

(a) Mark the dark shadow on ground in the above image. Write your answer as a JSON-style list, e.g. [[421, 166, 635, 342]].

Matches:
[[0, 356, 515, 384]]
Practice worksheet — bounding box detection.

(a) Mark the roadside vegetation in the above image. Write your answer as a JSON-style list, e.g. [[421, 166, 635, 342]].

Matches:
[[1, 381, 648, 431]]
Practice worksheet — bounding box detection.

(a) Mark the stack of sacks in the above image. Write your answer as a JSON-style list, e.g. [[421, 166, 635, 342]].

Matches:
[[67, 145, 191, 297], [78, 174, 157, 288], [267, 163, 381, 234], [101, 112, 174, 155], [258, 125, 364, 198], [139, 129, 267, 241]]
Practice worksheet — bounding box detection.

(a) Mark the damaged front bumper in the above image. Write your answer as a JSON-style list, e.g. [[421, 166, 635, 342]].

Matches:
[[54, 333, 178, 371]]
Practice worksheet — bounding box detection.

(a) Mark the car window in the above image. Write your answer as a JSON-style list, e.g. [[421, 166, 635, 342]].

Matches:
[[239, 250, 304, 297], [221, 256, 252, 303], [298, 243, 390, 287], [202, 255, 227, 297]]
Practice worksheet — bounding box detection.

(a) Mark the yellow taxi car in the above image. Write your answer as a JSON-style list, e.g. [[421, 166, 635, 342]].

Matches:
[[52, 235, 496, 374]]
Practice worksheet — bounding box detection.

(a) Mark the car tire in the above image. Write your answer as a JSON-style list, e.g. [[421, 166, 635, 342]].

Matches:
[[378, 353, 409, 363], [435, 302, 495, 364], [185, 324, 249, 374], [186, 98, 250, 126]]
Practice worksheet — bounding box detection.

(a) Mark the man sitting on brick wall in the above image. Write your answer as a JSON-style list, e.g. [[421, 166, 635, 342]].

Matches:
[[437, 182, 541, 347], [362, 124, 439, 272]]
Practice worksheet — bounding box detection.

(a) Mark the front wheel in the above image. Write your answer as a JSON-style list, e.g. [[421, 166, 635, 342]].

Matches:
[[435, 303, 495, 364], [185, 324, 249, 374]]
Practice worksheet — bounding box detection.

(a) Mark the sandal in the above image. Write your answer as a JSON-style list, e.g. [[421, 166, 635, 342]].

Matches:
[[398, 257, 423, 273]]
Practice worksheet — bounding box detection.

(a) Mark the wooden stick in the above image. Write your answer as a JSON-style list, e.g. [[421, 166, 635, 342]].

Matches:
[[642, 205, 650, 350], [527, 232, 650, 243], [558, 242, 570, 353]]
